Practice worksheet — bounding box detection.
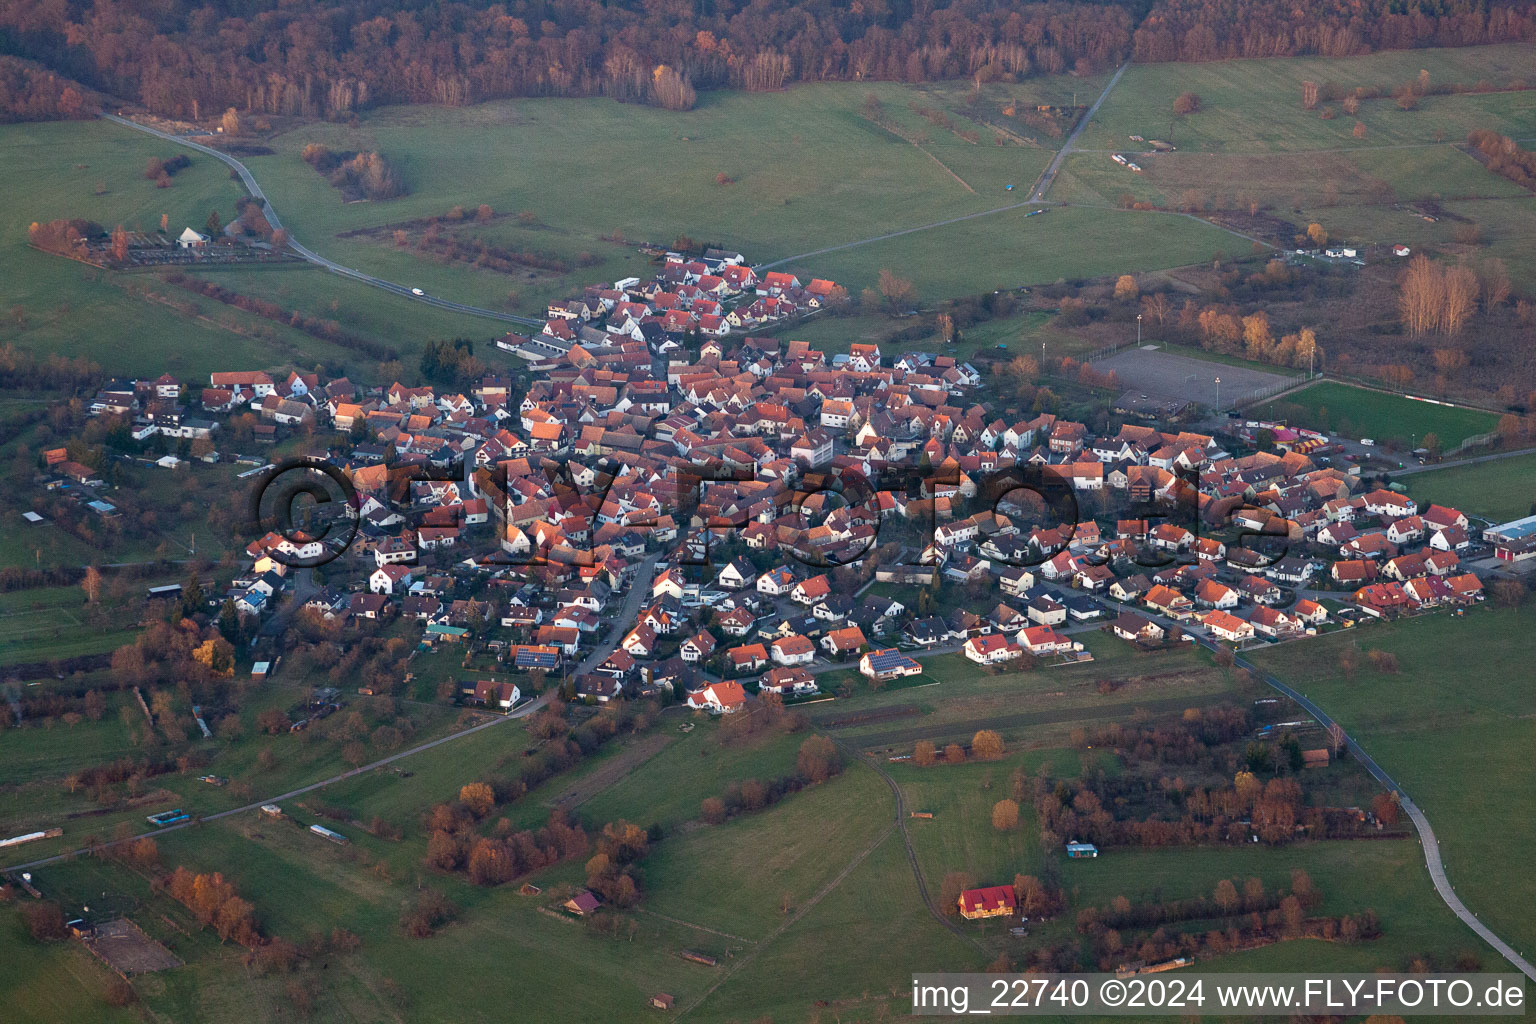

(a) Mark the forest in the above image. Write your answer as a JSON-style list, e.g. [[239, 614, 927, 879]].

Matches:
[[1, 0, 1533, 121]]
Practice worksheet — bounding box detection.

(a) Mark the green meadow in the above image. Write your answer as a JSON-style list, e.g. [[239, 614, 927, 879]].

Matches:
[[1257, 379, 1498, 449], [1248, 606, 1536, 962]]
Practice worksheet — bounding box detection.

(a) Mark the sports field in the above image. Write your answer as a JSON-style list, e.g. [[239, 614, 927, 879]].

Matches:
[[1404, 451, 1536, 522], [1092, 345, 1298, 408], [1257, 380, 1499, 449]]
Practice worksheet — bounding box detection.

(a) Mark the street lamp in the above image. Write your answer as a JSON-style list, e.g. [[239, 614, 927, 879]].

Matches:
[[1136, 313, 1142, 347], [1215, 376, 1222, 410]]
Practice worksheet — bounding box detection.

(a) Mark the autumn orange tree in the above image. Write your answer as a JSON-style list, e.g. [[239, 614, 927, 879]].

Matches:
[[971, 729, 1005, 760], [991, 798, 1020, 831], [797, 735, 842, 782], [876, 268, 917, 313]]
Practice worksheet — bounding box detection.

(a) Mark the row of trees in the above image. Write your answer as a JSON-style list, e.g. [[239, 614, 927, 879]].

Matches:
[[0, 0, 1133, 120], [699, 735, 842, 823], [1079, 870, 1317, 933], [1132, 0, 1536, 64], [162, 867, 263, 946], [1398, 254, 1484, 337], [405, 224, 603, 278], [1468, 128, 1536, 192], [162, 272, 399, 362]]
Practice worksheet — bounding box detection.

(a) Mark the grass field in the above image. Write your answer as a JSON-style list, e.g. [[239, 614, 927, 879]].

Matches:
[[1248, 606, 1536, 963], [10, 618, 1518, 1021], [785, 203, 1242, 299], [0, 119, 497, 379], [1076, 44, 1536, 155], [0, 908, 139, 1024], [1404, 451, 1536, 522], [225, 79, 1248, 310], [814, 636, 1236, 749], [1057, 142, 1529, 212], [1257, 379, 1498, 448]]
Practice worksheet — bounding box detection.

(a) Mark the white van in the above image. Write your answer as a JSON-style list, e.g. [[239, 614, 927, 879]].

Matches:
[[1359, 438, 1375, 447]]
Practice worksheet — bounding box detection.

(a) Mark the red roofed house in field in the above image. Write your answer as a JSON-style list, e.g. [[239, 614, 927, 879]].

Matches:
[[792, 574, 831, 604], [1353, 582, 1410, 617], [726, 642, 768, 674], [1018, 624, 1074, 655], [957, 885, 1016, 920], [757, 271, 800, 296], [1144, 584, 1193, 619]]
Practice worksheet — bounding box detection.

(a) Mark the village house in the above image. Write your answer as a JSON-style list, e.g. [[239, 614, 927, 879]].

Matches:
[[687, 681, 748, 714]]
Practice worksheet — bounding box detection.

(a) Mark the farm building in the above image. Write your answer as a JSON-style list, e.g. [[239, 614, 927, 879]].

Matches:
[[1066, 841, 1099, 858], [651, 993, 676, 1010], [957, 885, 1017, 920], [564, 890, 601, 916]]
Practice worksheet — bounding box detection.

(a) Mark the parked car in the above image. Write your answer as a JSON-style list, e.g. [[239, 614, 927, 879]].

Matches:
[[1359, 438, 1375, 446]]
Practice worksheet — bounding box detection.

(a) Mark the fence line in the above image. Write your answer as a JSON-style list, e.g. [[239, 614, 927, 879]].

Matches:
[[1446, 430, 1497, 456], [1081, 339, 1138, 364], [1233, 372, 1309, 408]]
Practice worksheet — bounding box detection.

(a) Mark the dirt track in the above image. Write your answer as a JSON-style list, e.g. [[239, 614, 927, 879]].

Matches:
[[546, 732, 673, 809], [837, 692, 1233, 751]]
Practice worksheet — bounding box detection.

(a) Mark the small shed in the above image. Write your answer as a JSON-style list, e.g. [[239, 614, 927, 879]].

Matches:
[[1066, 841, 1099, 859], [651, 993, 676, 1011]]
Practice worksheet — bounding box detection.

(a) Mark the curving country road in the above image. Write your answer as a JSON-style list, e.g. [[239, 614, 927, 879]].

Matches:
[[101, 113, 544, 329], [1227, 646, 1536, 983]]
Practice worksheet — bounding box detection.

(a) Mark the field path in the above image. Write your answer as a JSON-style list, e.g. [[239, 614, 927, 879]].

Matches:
[[99, 113, 544, 329], [1030, 61, 1129, 201], [672, 818, 898, 1020], [1390, 444, 1536, 477], [636, 909, 756, 945], [756, 62, 1276, 273], [842, 741, 992, 955]]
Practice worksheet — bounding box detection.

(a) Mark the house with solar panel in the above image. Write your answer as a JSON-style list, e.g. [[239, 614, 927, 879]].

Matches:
[[858, 648, 923, 684], [513, 644, 561, 671]]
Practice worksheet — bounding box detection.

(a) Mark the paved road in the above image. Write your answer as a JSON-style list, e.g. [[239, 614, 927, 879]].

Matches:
[[1228, 647, 1536, 983], [1098, 594, 1536, 982], [3, 554, 662, 875], [1030, 61, 1128, 201], [1389, 444, 1536, 477], [101, 113, 543, 330]]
